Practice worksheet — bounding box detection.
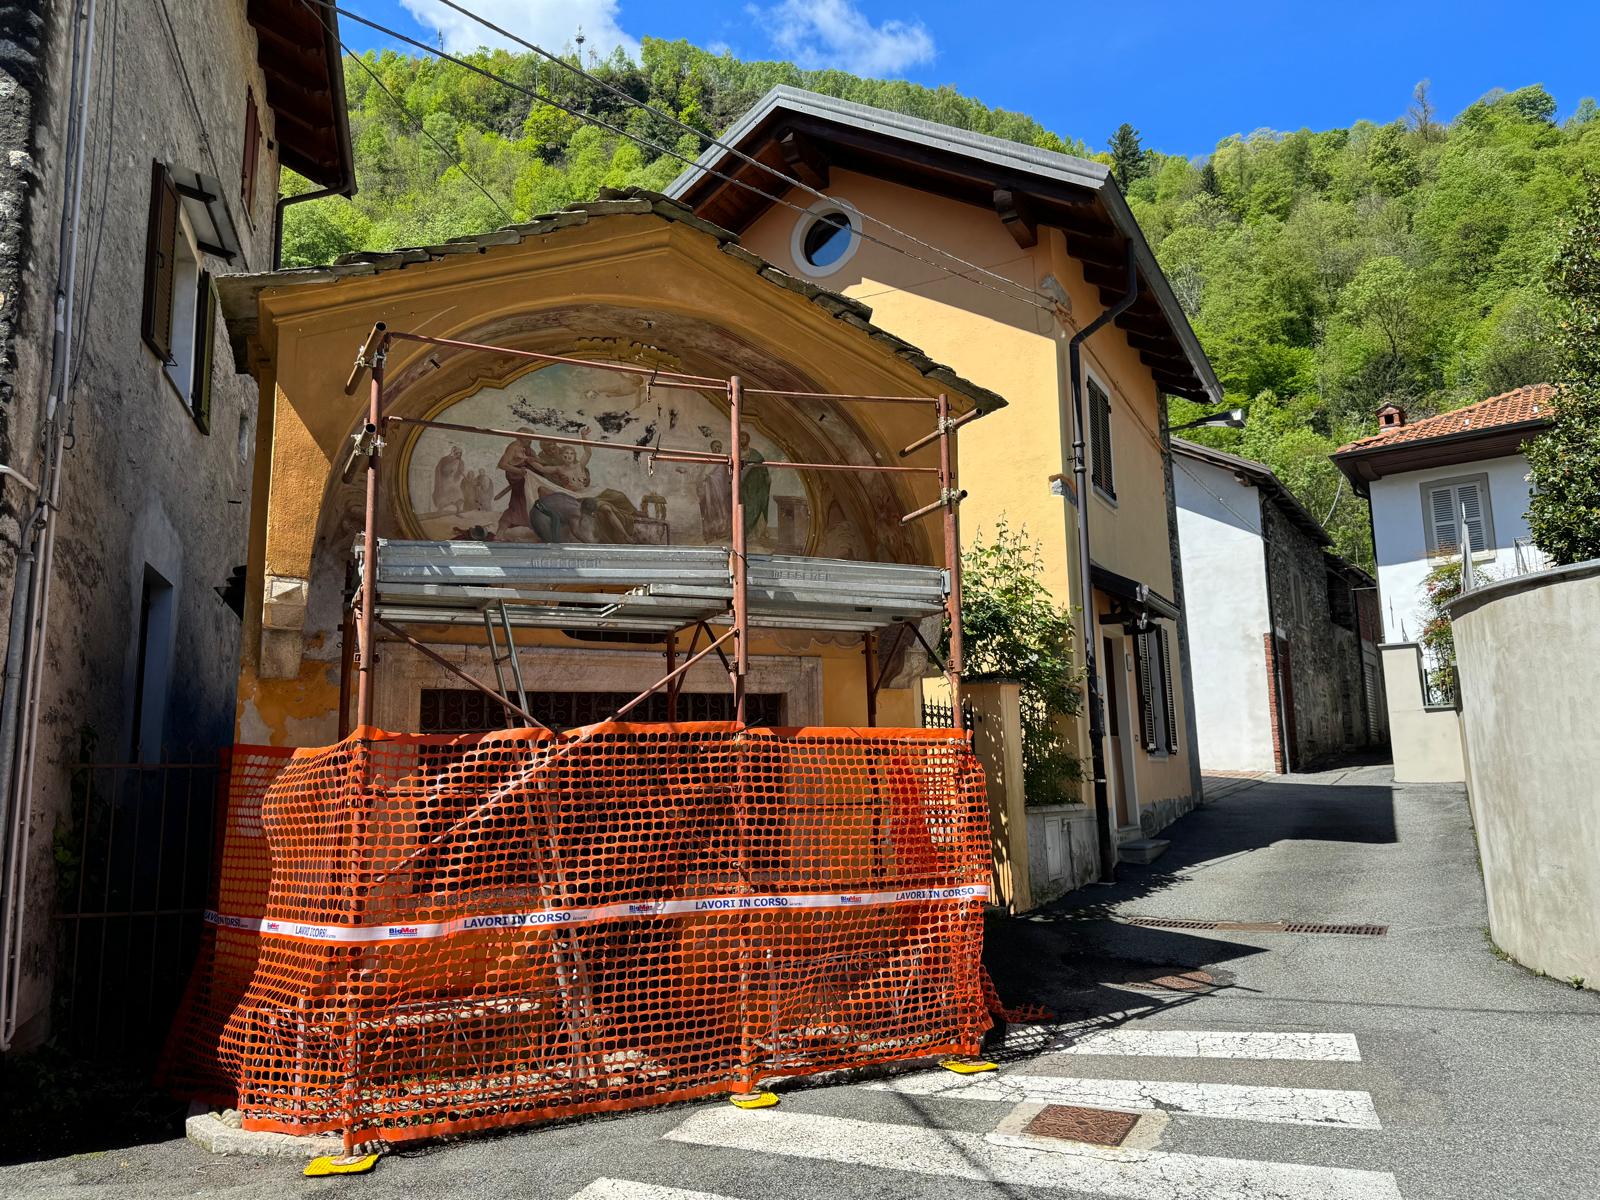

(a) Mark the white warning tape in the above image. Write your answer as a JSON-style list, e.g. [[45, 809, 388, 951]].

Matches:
[[204, 883, 991, 945]]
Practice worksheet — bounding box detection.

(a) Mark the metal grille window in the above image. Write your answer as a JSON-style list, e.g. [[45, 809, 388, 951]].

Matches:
[[1088, 377, 1115, 498], [418, 688, 783, 733]]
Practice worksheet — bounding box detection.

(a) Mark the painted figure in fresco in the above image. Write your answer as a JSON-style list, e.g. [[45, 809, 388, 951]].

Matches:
[[495, 429, 539, 532], [463, 468, 496, 514], [432, 445, 466, 513], [695, 439, 732, 541], [521, 430, 645, 544], [739, 430, 770, 539]]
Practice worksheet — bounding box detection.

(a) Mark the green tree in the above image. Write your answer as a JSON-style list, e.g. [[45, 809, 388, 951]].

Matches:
[[1107, 122, 1148, 188], [1526, 173, 1600, 564], [956, 520, 1082, 802]]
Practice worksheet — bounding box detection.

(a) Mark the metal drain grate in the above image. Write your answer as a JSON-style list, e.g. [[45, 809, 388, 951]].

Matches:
[[1282, 923, 1389, 936], [1124, 916, 1387, 936], [1025, 1104, 1140, 1146]]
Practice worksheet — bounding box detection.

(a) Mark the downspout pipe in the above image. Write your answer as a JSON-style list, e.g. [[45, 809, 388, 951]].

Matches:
[[1069, 242, 1139, 884], [270, 12, 357, 269]]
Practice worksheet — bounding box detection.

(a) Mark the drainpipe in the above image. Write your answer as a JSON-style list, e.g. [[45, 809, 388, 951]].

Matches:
[[270, 14, 357, 270], [1068, 243, 1139, 884]]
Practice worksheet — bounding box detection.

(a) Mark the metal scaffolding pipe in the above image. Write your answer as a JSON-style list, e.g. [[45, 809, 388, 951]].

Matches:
[[727, 377, 749, 726], [385, 331, 727, 389], [355, 337, 386, 729], [938, 393, 965, 732]]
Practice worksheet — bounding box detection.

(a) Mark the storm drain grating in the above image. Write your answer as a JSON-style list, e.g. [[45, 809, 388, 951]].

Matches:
[[1024, 1104, 1140, 1147], [1123, 916, 1387, 936]]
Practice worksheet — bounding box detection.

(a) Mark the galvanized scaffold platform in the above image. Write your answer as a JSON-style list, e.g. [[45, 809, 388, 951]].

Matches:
[[340, 324, 972, 734]]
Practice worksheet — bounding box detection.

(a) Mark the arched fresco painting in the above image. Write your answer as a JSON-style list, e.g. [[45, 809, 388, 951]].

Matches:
[[399, 360, 815, 552]]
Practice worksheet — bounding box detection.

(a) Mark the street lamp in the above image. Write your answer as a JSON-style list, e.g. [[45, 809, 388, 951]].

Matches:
[[1170, 407, 1246, 434]]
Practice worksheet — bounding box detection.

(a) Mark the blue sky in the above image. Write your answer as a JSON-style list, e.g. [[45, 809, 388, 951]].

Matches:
[[348, 1, 1600, 157]]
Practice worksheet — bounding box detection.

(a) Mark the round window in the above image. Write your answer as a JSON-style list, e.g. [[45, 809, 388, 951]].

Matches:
[[792, 205, 860, 276]]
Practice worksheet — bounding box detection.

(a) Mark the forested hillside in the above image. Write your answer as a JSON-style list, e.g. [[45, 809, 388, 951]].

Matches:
[[283, 40, 1600, 566]]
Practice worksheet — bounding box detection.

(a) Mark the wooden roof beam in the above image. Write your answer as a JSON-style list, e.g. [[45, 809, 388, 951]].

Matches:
[[1065, 232, 1125, 269], [993, 188, 1037, 249], [777, 129, 830, 189]]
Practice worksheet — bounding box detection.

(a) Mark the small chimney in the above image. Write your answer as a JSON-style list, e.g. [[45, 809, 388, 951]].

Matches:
[[1377, 403, 1406, 431]]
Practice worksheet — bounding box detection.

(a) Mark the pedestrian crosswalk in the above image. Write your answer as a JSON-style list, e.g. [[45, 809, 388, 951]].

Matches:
[[572, 1025, 1403, 1200]]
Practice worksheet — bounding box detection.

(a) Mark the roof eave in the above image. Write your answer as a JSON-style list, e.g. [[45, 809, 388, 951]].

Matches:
[[668, 87, 1222, 404]]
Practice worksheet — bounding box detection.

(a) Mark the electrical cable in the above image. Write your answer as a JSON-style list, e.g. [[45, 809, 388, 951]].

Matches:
[[298, 0, 512, 222], [306, 0, 1058, 315], [422, 0, 1056, 312]]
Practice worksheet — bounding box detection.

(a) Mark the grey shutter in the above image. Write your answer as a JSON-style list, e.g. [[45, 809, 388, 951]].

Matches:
[[141, 160, 180, 360], [1134, 633, 1157, 752], [1457, 481, 1486, 553], [1159, 626, 1178, 753], [1428, 485, 1459, 554], [190, 270, 215, 432]]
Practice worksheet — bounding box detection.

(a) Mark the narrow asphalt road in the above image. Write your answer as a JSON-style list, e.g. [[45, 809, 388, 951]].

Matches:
[[6, 763, 1596, 1200]]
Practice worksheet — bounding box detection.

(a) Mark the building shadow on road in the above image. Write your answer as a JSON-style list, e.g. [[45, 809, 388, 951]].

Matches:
[[979, 772, 1399, 1043]]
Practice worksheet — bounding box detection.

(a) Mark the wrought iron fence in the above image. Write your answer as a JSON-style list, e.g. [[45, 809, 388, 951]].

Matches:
[[52, 758, 223, 1061], [1420, 643, 1457, 708], [920, 695, 973, 729]]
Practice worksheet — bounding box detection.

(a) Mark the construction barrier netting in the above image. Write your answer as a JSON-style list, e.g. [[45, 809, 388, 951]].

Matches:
[[161, 723, 990, 1149]]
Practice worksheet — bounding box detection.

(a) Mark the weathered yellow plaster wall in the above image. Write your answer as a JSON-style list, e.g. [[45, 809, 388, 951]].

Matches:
[[739, 173, 1194, 815], [232, 211, 980, 745]]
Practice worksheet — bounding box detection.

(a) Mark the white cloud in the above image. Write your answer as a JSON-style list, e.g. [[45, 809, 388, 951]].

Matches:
[[751, 0, 934, 77], [401, 0, 640, 61]]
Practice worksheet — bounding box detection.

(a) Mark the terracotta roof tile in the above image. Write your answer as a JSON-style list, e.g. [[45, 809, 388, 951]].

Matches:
[[1334, 384, 1555, 455]]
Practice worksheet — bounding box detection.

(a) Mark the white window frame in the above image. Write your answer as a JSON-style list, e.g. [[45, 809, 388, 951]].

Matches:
[[164, 206, 203, 401], [790, 196, 862, 279], [1421, 473, 1495, 560]]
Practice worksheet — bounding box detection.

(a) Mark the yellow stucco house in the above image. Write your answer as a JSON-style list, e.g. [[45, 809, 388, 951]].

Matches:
[[215, 192, 1005, 751], [669, 88, 1224, 859]]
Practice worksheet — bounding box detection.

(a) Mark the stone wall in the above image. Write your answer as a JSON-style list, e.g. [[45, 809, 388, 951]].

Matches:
[[0, 0, 49, 572], [1, 0, 281, 1046], [1263, 502, 1367, 767]]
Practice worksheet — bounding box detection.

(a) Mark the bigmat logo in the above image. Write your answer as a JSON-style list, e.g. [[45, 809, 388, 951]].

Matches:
[[388, 926, 421, 937]]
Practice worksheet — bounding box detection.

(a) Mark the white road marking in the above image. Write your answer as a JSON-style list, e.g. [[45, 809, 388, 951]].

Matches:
[[569, 1181, 746, 1200], [1059, 1029, 1362, 1061], [666, 1107, 1402, 1200], [869, 1070, 1382, 1128]]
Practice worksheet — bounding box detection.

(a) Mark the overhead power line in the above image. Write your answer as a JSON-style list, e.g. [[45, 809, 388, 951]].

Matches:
[[305, 0, 1058, 315], [423, 0, 1055, 312], [298, 0, 512, 222]]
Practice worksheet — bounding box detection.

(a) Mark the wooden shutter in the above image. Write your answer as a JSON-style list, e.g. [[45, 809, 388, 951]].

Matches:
[[1457, 481, 1486, 553], [1158, 626, 1178, 753], [1089, 379, 1114, 496], [190, 270, 215, 432], [1427, 484, 1458, 554], [240, 90, 261, 221], [141, 160, 180, 360], [1134, 632, 1157, 752]]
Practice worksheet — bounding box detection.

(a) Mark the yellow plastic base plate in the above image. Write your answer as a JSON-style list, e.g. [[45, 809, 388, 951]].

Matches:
[[728, 1091, 779, 1109], [304, 1154, 380, 1177], [940, 1059, 998, 1075]]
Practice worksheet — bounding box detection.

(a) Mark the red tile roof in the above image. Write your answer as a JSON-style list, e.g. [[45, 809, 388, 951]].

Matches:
[[1335, 384, 1554, 455]]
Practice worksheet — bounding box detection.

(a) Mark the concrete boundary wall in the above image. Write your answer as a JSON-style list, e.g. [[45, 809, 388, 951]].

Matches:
[[1379, 643, 1464, 783], [1449, 560, 1600, 990]]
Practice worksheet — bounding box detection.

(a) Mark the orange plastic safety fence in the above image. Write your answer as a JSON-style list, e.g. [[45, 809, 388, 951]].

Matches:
[[161, 723, 990, 1149]]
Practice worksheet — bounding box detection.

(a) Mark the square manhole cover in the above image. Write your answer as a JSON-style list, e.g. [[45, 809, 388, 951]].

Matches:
[[1024, 1104, 1140, 1147]]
